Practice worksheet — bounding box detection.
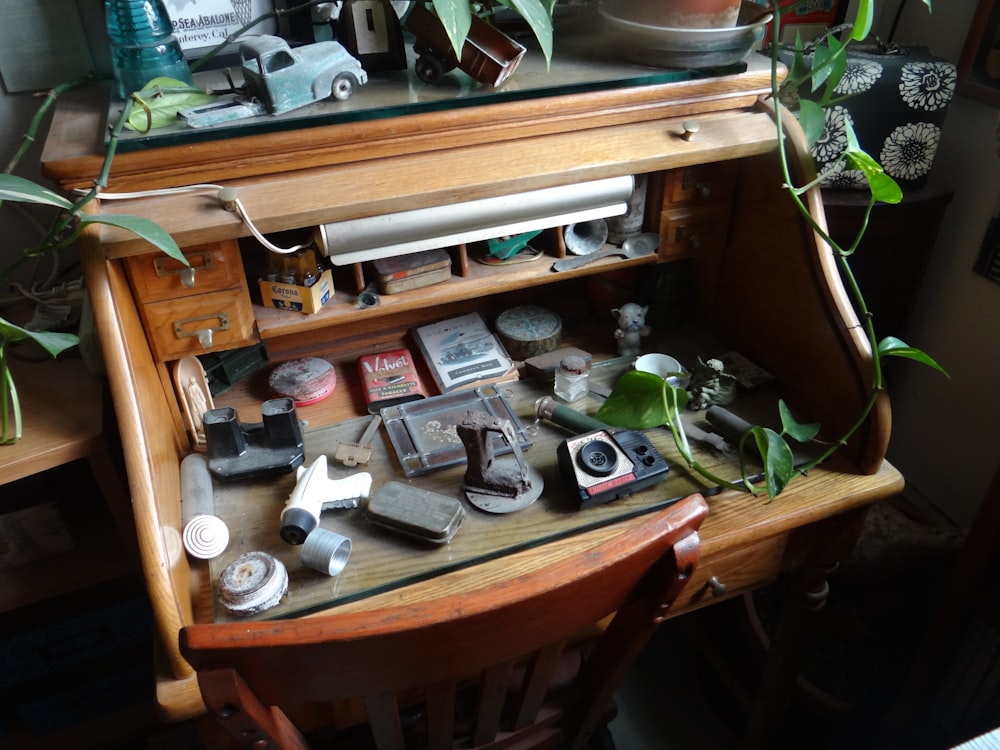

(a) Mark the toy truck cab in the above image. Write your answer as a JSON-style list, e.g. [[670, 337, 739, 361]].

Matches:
[[240, 35, 368, 114]]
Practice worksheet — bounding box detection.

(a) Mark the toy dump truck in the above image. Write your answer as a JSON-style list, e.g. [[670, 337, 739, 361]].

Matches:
[[404, 2, 526, 86], [179, 35, 367, 128]]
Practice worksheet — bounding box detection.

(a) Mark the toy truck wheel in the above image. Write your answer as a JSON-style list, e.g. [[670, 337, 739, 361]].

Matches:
[[331, 73, 357, 101], [414, 54, 445, 84]]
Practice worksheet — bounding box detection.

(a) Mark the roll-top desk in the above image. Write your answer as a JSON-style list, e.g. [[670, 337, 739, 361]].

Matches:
[[41, 49, 902, 747]]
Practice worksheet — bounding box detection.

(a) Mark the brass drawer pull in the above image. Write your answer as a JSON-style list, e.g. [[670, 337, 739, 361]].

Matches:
[[174, 313, 230, 348], [155, 250, 215, 289]]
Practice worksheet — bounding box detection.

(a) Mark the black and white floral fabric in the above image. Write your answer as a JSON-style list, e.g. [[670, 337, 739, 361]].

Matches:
[[808, 46, 956, 191]]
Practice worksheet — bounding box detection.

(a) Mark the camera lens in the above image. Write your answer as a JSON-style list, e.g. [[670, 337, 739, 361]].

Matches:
[[577, 440, 618, 477]]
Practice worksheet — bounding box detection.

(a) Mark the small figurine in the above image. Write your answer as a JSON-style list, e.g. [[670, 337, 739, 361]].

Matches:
[[687, 357, 738, 410], [612, 303, 650, 359], [173, 356, 214, 446]]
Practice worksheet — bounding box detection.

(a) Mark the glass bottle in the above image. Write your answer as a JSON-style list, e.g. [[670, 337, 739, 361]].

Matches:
[[554, 355, 590, 403], [105, 0, 193, 99]]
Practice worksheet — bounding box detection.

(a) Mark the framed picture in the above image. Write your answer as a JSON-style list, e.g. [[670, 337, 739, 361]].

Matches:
[[957, 0, 1000, 107]]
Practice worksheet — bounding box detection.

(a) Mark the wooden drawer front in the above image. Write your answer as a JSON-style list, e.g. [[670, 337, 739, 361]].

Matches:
[[672, 535, 787, 617], [658, 205, 731, 261], [126, 239, 243, 302], [663, 163, 738, 206], [141, 288, 256, 361]]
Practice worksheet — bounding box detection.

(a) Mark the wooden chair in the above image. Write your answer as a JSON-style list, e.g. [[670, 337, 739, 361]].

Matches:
[[180, 493, 709, 750]]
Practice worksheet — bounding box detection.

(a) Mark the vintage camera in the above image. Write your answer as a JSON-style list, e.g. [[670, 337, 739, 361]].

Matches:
[[557, 427, 670, 509]]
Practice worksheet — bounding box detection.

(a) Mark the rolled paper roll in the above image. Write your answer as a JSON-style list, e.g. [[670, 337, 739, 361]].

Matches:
[[180, 453, 214, 523]]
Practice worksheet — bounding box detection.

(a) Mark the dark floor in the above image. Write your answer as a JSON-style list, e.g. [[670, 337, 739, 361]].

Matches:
[[609, 498, 979, 750]]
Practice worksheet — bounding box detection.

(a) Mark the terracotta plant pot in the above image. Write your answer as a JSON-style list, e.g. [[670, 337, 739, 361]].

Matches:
[[611, 0, 744, 28]]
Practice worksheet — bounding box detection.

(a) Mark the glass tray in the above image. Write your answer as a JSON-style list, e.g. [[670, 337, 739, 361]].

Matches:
[[109, 14, 746, 152], [207, 361, 753, 623]]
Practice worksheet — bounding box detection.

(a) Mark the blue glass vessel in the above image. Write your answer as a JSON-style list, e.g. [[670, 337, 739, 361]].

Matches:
[[106, 0, 193, 98]]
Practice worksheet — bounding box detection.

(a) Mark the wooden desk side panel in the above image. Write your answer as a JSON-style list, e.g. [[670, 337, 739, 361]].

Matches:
[[79, 227, 197, 681], [705, 113, 890, 473]]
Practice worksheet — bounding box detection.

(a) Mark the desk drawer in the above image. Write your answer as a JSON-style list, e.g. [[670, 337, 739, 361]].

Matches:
[[657, 204, 731, 261], [663, 163, 738, 206], [674, 535, 787, 616], [141, 288, 256, 361], [126, 240, 244, 301]]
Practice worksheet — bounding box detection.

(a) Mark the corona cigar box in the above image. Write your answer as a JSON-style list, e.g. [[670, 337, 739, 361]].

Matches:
[[358, 348, 428, 413], [371, 249, 451, 294]]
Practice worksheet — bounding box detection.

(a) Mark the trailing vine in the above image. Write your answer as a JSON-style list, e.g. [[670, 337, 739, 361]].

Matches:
[[596, 0, 948, 499]]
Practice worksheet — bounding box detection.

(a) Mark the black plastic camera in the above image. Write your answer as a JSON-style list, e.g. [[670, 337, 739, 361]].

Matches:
[[557, 427, 670, 509]]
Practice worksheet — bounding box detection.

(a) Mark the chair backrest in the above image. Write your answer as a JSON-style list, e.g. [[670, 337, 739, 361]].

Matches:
[[181, 493, 709, 750]]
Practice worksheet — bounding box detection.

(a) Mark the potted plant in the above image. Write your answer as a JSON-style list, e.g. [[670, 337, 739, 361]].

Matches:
[[596, 0, 949, 499], [0, 81, 187, 443]]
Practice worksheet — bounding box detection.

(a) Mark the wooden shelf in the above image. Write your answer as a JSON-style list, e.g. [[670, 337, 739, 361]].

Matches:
[[251, 241, 659, 343], [0, 356, 104, 485]]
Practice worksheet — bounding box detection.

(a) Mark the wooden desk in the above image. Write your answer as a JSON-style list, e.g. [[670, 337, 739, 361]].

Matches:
[[40, 49, 903, 746]]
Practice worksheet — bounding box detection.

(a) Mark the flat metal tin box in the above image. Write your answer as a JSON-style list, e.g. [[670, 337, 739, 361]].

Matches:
[[366, 482, 465, 544], [372, 249, 452, 295]]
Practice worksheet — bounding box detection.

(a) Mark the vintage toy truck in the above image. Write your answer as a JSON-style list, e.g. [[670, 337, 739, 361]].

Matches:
[[179, 35, 368, 128], [404, 2, 526, 86]]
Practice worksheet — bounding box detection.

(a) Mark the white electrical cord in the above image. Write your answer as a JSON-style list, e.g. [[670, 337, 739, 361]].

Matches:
[[83, 184, 308, 255], [224, 192, 307, 255]]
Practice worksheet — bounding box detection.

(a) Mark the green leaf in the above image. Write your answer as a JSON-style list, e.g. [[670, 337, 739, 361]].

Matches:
[[498, 0, 553, 66], [750, 426, 795, 499], [778, 400, 820, 442], [0, 317, 79, 357], [0, 174, 74, 210], [878, 336, 950, 377], [868, 171, 903, 204], [788, 34, 811, 83], [431, 0, 472, 62], [797, 99, 826, 147], [125, 78, 217, 132], [851, 0, 873, 40], [594, 370, 669, 429], [841, 122, 903, 204], [80, 214, 188, 266], [811, 39, 832, 93], [819, 35, 848, 104]]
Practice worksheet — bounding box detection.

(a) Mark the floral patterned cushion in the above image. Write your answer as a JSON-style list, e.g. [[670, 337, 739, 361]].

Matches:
[[808, 45, 956, 191]]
